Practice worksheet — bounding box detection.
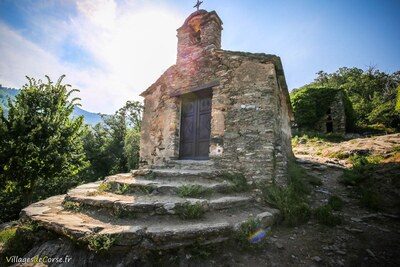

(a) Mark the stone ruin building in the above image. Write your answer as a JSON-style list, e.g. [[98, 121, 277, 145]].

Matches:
[[314, 91, 346, 134], [21, 9, 294, 255]]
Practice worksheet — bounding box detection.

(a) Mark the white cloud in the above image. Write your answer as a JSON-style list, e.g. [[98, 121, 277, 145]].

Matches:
[[0, 0, 184, 114]]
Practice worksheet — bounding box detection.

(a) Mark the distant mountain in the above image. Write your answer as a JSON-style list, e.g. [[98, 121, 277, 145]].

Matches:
[[0, 86, 104, 125], [72, 105, 104, 125]]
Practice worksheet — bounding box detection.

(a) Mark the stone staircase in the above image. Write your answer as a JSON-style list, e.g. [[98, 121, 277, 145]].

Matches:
[[21, 161, 279, 250]]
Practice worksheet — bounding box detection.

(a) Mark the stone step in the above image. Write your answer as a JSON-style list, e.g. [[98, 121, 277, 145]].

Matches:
[[20, 194, 279, 250], [155, 160, 216, 170], [105, 173, 232, 196], [65, 183, 253, 217], [150, 169, 222, 181]]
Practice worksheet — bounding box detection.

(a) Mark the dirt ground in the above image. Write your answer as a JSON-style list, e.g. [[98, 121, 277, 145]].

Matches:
[[3, 135, 400, 267], [184, 134, 400, 267]]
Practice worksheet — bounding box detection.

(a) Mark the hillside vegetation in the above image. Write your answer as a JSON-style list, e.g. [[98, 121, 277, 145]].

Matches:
[[291, 67, 400, 133]]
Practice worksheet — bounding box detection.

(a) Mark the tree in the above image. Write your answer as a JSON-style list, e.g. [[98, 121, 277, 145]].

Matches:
[[82, 100, 143, 179], [0, 75, 88, 208], [311, 67, 400, 131]]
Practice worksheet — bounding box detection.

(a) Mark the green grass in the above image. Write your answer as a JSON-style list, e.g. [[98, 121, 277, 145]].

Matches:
[[97, 182, 112, 192], [263, 186, 311, 226], [62, 201, 82, 212], [328, 195, 344, 211], [178, 184, 208, 198], [87, 182, 113, 196], [176, 202, 205, 220], [313, 205, 342, 226], [292, 131, 345, 144], [260, 162, 319, 226]]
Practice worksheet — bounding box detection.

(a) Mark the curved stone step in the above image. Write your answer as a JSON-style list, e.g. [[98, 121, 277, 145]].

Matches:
[[20, 194, 279, 250], [105, 173, 233, 195], [150, 169, 222, 181], [65, 183, 253, 216], [154, 160, 216, 170]]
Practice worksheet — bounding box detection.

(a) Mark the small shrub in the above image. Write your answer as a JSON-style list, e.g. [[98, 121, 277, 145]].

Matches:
[[313, 205, 342, 226], [176, 202, 205, 220], [328, 195, 344, 211], [220, 172, 250, 193], [178, 184, 208, 198], [62, 201, 81, 212], [87, 234, 117, 252]]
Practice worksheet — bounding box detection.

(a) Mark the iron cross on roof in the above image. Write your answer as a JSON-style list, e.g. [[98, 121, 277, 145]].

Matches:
[[193, 0, 203, 11]]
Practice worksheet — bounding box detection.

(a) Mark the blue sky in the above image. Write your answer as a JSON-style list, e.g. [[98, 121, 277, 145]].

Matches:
[[1, 0, 399, 114]]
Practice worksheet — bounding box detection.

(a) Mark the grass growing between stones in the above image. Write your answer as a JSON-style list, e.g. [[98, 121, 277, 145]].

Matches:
[[220, 172, 250, 193], [115, 184, 131, 195], [176, 202, 205, 220], [87, 182, 113, 196], [86, 234, 117, 252], [178, 184, 208, 198], [260, 163, 314, 226], [62, 201, 82, 212], [112, 206, 137, 219]]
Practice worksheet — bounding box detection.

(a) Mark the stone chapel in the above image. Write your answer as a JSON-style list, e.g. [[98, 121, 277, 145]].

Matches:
[[21, 8, 295, 254], [140, 9, 293, 184]]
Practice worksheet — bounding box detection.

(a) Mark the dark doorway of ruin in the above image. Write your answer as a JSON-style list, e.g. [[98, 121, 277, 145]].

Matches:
[[179, 89, 212, 160], [326, 108, 333, 133]]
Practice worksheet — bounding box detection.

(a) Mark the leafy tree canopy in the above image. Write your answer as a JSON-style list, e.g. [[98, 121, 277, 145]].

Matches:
[[0, 75, 88, 207], [291, 67, 400, 132], [311, 67, 400, 130]]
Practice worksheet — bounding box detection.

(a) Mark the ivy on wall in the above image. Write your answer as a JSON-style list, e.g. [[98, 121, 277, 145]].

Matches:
[[290, 86, 354, 131]]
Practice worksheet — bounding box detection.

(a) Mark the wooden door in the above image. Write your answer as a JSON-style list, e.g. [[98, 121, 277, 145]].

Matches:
[[179, 91, 212, 160]]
